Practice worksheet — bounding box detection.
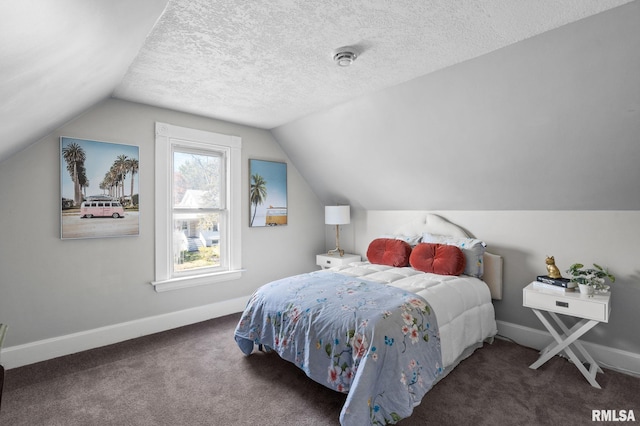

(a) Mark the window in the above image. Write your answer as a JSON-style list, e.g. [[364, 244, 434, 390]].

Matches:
[[153, 122, 242, 292]]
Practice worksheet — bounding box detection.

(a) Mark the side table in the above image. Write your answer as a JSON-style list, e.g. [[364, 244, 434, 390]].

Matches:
[[316, 253, 361, 269], [523, 282, 611, 388]]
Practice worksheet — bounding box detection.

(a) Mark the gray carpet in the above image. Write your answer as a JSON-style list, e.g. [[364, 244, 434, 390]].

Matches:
[[1, 313, 638, 425]]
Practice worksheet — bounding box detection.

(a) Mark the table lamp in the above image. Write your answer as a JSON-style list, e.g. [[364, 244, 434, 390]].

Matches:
[[325, 205, 350, 256]]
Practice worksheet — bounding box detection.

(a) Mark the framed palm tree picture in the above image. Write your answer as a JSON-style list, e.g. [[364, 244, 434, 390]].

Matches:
[[249, 159, 287, 227], [60, 137, 139, 239]]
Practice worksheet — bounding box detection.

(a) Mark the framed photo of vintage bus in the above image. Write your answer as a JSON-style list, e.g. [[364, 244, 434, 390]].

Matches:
[[60, 137, 140, 239], [249, 159, 287, 227]]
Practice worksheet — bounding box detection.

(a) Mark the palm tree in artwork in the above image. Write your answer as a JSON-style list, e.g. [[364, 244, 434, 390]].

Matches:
[[62, 142, 86, 206], [78, 165, 89, 199], [113, 155, 129, 199], [126, 157, 139, 206], [100, 173, 111, 197], [104, 167, 119, 198], [250, 173, 267, 226]]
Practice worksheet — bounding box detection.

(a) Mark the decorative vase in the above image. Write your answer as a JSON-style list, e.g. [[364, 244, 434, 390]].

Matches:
[[578, 283, 594, 295]]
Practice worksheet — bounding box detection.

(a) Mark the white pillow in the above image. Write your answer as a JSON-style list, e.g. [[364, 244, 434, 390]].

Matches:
[[379, 234, 422, 247], [421, 232, 486, 278]]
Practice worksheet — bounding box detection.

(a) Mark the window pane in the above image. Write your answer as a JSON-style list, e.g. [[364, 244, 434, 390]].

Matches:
[[155, 122, 241, 290], [173, 213, 221, 272], [173, 150, 222, 209]]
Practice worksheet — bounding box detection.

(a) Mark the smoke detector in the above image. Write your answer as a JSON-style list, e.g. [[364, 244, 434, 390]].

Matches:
[[333, 46, 357, 67]]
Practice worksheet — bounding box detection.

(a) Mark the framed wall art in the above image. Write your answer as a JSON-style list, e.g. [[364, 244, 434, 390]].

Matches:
[[60, 137, 139, 239], [249, 159, 287, 227]]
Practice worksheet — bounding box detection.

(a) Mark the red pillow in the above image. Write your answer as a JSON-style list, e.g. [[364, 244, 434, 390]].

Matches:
[[409, 243, 466, 276], [366, 238, 412, 267]]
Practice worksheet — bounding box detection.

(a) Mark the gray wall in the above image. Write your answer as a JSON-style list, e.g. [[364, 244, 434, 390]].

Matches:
[[272, 2, 640, 211], [1, 2, 638, 367], [344, 210, 640, 356], [0, 98, 324, 348], [273, 2, 640, 357]]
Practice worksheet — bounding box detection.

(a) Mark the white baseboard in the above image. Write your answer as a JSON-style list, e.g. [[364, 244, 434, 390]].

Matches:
[[496, 320, 640, 378], [4, 312, 638, 378], [1, 296, 250, 370]]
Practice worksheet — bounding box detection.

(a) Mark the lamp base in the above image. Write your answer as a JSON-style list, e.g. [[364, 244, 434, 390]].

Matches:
[[327, 247, 345, 257]]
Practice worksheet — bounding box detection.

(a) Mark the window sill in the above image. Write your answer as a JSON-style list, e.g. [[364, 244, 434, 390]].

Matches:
[[151, 269, 244, 292]]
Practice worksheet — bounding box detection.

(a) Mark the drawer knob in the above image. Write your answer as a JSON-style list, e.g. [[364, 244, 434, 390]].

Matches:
[[556, 301, 569, 308]]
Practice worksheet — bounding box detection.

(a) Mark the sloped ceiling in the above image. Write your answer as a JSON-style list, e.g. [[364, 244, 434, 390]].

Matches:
[[0, 0, 634, 164], [273, 1, 640, 210], [0, 0, 169, 162], [112, 0, 633, 130], [1, 1, 638, 210]]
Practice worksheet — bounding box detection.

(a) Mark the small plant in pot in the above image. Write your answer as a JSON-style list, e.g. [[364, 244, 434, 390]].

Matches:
[[566, 263, 615, 296]]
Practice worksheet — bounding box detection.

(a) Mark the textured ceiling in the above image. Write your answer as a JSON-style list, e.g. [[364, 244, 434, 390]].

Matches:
[[0, 0, 634, 163], [113, 0, 634, 129]]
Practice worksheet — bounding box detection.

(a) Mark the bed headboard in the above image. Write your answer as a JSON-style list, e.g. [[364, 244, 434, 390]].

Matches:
[[393, 214, 471, 239], [391, 214, 503, 300]]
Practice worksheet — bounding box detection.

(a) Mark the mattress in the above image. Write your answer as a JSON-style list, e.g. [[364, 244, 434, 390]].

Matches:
[[323, 261, 497, 367]]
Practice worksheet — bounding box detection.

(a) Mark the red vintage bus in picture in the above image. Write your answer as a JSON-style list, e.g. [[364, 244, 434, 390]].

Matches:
[[80, 197, 125, 218]]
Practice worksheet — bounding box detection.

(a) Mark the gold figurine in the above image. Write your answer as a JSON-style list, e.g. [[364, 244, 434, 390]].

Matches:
[[545, 256, 563, 279]]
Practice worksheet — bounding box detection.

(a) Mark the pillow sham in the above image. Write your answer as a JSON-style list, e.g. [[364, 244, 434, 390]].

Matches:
[[409, 243, 466, 276], [421, 233, 486, 278], [366, 238, 412, 267], [378, 234, 422, 247]]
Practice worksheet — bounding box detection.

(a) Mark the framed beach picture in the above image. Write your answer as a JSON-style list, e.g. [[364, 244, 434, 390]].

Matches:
[[60, 137, 140, 239], [249, 159, 287, 227]]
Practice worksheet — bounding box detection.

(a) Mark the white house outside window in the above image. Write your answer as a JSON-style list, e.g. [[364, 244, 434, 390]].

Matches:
[[153, 122, 242, 292]]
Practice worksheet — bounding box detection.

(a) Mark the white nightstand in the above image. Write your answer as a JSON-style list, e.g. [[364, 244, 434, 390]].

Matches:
[[316, 253, 361, 269], [523, 282, 611, 388]]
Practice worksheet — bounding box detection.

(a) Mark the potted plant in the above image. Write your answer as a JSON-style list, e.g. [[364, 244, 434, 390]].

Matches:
[[566, 263, 615, 296]]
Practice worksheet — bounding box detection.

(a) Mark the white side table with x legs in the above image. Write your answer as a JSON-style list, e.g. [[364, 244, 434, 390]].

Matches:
[[523, 282, 611, 389]]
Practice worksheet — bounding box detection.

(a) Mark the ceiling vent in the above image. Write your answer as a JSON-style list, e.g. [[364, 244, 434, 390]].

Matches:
[[333, 46, 357, 67]]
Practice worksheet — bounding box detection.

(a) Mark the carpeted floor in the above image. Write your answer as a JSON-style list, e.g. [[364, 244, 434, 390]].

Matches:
[[1, 313, 638, 425]]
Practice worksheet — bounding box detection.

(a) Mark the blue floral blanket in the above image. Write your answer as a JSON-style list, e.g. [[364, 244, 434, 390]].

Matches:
[[234, 272, 443, 425]]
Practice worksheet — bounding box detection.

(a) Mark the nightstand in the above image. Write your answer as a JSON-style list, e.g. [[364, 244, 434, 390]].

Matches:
[[316, 253, 361, 269], [523, 282, 611, 388]]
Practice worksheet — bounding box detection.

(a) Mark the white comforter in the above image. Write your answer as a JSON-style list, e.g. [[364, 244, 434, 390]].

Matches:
[[323, 262, 497, 367]]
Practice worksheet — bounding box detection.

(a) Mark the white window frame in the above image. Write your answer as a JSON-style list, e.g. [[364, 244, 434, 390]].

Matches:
[[152, 122, 242, 292]]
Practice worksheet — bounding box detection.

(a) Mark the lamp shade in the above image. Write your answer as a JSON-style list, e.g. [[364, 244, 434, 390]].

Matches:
[[325, 205, 350, 225]]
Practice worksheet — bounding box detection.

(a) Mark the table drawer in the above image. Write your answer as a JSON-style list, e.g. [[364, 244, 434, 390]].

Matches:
[[523, 289, 608, 322], [316, 254, 360, 268], [317, 255, 337, 268]]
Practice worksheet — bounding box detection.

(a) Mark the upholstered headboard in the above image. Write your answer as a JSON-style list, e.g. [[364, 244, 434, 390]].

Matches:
[[391, 214, 503, 300], [393, 214, 471, 238]]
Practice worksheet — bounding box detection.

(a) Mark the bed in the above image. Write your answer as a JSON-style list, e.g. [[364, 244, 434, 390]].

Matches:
[[234, 214, 502, 425]]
